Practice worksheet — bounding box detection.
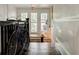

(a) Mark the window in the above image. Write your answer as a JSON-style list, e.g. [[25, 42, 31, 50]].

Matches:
[[41, 13, 48, 32], [21, 12, 28, 21], [31, 13, 37, 22], [41, 13, 47, 22], [31, 13, 37, 32], [41, 23, 47, 31]]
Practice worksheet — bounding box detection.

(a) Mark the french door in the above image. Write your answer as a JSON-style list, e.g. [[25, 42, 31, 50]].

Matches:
[[18, 8, 50, 34]]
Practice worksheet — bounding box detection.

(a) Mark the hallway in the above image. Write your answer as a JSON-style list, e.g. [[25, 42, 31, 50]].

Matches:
[[1, 4, 79, 55], [25, 42, 61, 55]]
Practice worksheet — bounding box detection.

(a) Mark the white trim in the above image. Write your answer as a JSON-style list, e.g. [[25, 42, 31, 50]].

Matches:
[[55, 38, 70, 55], [53, 18, 79, 22], [53, 15, 79, 22]]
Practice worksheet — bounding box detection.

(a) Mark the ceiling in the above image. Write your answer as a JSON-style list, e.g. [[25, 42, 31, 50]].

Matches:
[[9, 4, 53, 8]]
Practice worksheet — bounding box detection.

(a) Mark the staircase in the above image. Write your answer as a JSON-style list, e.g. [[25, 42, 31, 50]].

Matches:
[[30, 34, 51, 42], [30, 37, 51, 42]]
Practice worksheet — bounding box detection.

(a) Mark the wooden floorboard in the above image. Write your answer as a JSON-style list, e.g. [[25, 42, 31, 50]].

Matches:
[[25, 42, 61, 55]]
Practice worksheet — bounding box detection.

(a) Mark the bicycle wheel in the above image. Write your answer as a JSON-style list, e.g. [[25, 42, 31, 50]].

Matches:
[[8, 31, 17, 55]]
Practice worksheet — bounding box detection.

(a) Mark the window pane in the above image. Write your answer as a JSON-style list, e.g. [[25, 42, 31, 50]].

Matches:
[[31, 13, 37, 22], [31, 23, 37, 32], [41, 23, 47, 32], [41, 13, 47, 22], [21, 13, 28, 21]]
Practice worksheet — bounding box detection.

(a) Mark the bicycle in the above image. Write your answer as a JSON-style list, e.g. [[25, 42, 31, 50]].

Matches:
[[7, 19, 30, 55]]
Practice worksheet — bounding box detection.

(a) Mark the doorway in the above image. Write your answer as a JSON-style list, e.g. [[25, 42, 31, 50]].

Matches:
[[17, 8, 51, 42]]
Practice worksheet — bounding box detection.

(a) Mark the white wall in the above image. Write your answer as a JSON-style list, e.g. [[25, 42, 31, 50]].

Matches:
[[0, 4, 17, 21], [53, 4, 79, 55], [0, 5, 7, 21], [8, 5, 16, 19]]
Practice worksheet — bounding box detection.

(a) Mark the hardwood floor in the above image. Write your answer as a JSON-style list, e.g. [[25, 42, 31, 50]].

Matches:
[[25, 42, 61, 55]]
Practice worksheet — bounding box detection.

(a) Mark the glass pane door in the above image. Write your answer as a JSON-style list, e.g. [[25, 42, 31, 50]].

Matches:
[[41, 13, 48, 32], [31, 13, 37, 32]]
